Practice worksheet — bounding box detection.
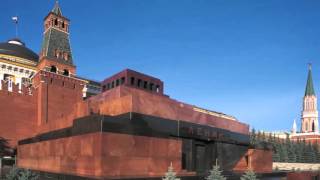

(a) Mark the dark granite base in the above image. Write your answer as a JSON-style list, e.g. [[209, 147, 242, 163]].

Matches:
[[34, 170, 287, 180]]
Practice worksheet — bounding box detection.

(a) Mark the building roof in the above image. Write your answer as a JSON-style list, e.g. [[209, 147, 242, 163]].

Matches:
[[305, 65, 315, 96], [0, 39, 39, 62], [77, 76, 101, 87]]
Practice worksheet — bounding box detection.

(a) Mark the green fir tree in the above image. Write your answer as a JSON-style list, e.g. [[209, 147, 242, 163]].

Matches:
[[272, 143, 280, 162], [250, 129, 257, 146], [6, 167, 39, 180], [19, 169, 39, 180], [206, 165, 226, 180], [286, 137, 296, 163], [279, 143, 288, 162], [163, 163, 180, 180], [240, 170, 259, 180]]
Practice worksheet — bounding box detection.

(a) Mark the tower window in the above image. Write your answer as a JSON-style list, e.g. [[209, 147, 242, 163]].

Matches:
[[50, 66, 57, 73], [62, 22, 65, 28], [121, 77, 125, 84], [144, 81, 148, 89], [54, 19, 58, 26], [312, 121, 315, 132], [63, 69, 69, 76], [137, 79, 142, 87], [131, 77, 135, 85], [150, 83, 154, 91]]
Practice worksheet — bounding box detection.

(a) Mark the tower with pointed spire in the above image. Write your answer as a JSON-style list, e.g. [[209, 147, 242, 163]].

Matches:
[[38, 1, 75, 76], [301, 64, 319, 133]]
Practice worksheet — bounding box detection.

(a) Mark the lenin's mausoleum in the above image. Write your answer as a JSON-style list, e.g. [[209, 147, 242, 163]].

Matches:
[[0, 2, 277, 180]]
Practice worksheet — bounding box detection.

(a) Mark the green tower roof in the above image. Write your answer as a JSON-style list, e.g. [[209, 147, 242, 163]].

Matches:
[[52, 1, 63, 16], [305, 65, 316, 96]]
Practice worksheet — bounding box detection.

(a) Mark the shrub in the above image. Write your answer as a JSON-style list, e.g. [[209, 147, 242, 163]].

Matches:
[[205, 165, 226, 180], [240, 170, 259, 180], [163, 163, 180, 180], [5, 167, 39, 180]]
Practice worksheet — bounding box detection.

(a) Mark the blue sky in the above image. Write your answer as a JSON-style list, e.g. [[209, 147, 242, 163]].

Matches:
[[1, 0, 320, 131]]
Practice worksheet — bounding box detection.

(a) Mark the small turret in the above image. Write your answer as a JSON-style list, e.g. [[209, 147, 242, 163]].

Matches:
[[292, 119, 297, 134]]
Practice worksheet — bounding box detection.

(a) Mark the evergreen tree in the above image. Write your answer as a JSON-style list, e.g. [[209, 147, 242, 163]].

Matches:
[[305, 142, 316, 163], [286, 137, 296, 163], [268, 133, 273, 144], [261, 132, 266, 142], [295, 140, 302, 163], [19, 169, 39, 180], [278, 141, 288, 162], [6, 167, 39, 180], [250, 129, 257, 146], [301, 140, 307, 163], [257, 131, 262, 147], [5, 166, 20, 180], [272, 143, 280, 162], [163, 163, 180, 180], [240, 170, 259, 180], [206, 165, 226, 180], [314, 142, 320, 163], [311, 143, 318, 163]]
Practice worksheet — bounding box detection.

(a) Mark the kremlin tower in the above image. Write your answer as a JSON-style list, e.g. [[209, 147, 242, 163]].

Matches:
[[301, 64, 319, 133], [291, 64, 320, 144]]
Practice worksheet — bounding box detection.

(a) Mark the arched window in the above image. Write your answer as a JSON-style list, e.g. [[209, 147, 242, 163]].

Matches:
[[63, 69, 69, 76], [305, 122, 309, 132], [55, 49, 59, 58], [50, 66, 57, 73], [62, 22, 65, 28], [54, 19, 58, 26], [312, 121, 315, 132], [64, 52, 69, 61]]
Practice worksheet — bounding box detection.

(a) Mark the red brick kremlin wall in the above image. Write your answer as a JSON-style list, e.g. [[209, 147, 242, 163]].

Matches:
[[0, 81, 37, 147], [291, 134, 320, 145], [33, 71, 84, 134], [0, 71, 84, 147]]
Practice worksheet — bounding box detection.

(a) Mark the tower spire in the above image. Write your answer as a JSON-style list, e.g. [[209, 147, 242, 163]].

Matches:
[[52, 0, 62, 16], [305, 63, 315, 96]]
